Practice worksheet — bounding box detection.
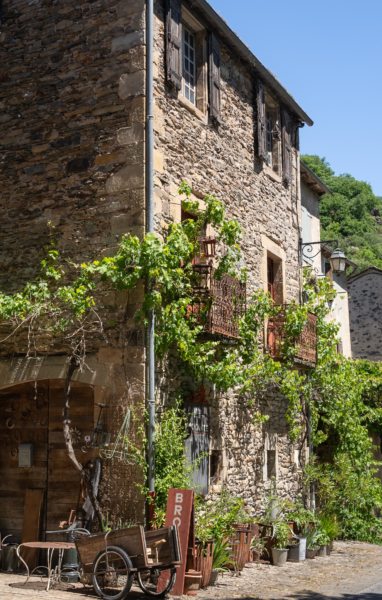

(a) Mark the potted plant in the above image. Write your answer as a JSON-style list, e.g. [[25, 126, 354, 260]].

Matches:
[[209, 536, 231, 586], [314, 529, 330, 557], [287, 504, 316, 562], [305, 529, 319, 559], [271, 521, 291, 566], [318, 513, 339, 553]]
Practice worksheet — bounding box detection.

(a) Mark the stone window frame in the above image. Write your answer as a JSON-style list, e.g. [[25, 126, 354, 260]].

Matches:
[[165, 0, 221, 124], [261, 235, 286, 306], [178, 7, 209, 120], [256, 81, 294, 185], [263, 432, 279, 482]]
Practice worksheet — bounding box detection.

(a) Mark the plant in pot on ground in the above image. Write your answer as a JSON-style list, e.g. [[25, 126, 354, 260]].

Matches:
[[271, 521, 292, 567], [287, 503, 317, 562], [313, 529, 330, 556], [306, 528, 319, 559], [317, 512, 340, 551], [195, 490, 252, 579], [209, 537, 231, 585]]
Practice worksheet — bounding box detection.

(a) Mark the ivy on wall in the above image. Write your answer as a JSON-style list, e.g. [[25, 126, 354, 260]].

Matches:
[[1, 183, 382, 539]]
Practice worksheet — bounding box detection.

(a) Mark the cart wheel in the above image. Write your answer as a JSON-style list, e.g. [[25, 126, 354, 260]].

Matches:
[[92, 545, 134, 600], [137, 566, 176, 597]]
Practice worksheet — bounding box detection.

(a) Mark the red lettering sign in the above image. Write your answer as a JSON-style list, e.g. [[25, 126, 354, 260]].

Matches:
[[162, 488, 194, 595]]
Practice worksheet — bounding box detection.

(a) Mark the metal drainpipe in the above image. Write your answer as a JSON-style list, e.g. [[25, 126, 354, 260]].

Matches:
[[146, 0, 155, 495]]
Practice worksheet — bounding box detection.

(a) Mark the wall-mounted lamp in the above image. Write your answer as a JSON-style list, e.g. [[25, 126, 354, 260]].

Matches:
[[300, 239, 347, 274]]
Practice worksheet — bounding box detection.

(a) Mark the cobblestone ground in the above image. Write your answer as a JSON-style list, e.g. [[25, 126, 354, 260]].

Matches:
[[1, 542, 382, 599]]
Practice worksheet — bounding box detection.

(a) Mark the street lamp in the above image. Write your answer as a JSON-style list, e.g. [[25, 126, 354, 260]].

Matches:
[[300, 240, 347, 274], [328, 248, 347, 274]]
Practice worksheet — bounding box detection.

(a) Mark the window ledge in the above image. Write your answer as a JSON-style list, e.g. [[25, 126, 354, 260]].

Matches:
[[178, 94, 208, 124], [263, 164, 282, 183]]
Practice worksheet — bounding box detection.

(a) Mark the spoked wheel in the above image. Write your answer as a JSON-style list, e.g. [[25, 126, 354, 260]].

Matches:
[[137, 566, 176, 597], [92, 546, 134, 600]]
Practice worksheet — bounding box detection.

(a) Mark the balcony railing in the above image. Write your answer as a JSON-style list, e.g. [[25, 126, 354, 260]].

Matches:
[[189, 265, 246, 339], [267, 307, 317, 366]]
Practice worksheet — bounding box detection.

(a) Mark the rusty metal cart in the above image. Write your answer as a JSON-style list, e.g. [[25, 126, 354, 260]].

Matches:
[[75, 525, 181, 600]]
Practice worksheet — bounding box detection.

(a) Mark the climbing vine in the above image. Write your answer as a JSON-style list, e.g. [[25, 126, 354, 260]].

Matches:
[[1, 183, 382, 540]]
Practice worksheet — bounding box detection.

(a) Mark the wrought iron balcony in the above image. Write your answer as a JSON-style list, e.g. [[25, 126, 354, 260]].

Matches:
[[189, 264, 246, 339], [267, 307, 317, 366]]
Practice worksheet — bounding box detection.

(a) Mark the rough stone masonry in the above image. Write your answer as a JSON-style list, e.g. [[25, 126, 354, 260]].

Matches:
[[0, 0, 312, 526]]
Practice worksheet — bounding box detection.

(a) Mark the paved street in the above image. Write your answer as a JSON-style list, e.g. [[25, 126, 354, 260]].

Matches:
[[1, 542, 382, 599]]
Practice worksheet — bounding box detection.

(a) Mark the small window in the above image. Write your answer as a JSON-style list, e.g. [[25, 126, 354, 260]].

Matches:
[[267, 255, 283, 304], [210, 449, 221, 484], [267, 450, 276, 480], [256, 80, 293, 183], [265, 100, 281, 174]]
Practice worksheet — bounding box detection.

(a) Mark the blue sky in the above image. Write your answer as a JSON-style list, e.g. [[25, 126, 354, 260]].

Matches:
[[209, 0, 382, 196]]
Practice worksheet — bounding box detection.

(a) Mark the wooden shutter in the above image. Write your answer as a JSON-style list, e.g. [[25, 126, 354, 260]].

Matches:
[[281, 106, 292, 186], [208, 32, 221, 123], [165, 0, 182, 90], [256, 79, 266, 160]]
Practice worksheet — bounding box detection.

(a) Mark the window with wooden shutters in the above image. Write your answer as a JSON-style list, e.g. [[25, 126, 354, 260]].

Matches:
[[256, 82, 297, 183], [165, 3, 221, 123]]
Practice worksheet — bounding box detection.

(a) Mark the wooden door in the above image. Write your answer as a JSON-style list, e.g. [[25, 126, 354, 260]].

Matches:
[[0, 380, 95, 538], [0, 382, 49, 539]]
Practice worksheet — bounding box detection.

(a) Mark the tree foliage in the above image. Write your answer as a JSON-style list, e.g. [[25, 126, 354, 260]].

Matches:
[[302, 155, 382, 270]]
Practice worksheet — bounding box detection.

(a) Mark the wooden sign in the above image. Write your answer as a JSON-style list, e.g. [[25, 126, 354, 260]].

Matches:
[[162, 488, 195, 595]]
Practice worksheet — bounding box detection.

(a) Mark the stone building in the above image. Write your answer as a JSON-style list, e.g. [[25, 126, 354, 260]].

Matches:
[[300, 161, 352, 358], [348, 267, 382, 361], [0, 0, 313, 537]]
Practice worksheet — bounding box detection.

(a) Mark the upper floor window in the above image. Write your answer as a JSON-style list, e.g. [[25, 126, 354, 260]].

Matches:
[[265, 99, 281, 174], [257, 80, 294, 185], [165, 0, 221, 123]]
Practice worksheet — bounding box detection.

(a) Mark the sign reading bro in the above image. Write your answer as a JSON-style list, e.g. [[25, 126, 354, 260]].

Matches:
[[163, 488, 194, 596]]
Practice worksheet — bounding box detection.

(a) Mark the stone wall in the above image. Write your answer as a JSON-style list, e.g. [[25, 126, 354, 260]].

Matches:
[[0, 0, 146, 288], [349, 268, 382, 361], [153, 0, 306, 509], [0, 0, 310, 518], [0, 0, 148, 524]]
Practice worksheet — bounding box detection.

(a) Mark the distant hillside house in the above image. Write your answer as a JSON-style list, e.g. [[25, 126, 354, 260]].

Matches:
[[300, 162, 352, 358]]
